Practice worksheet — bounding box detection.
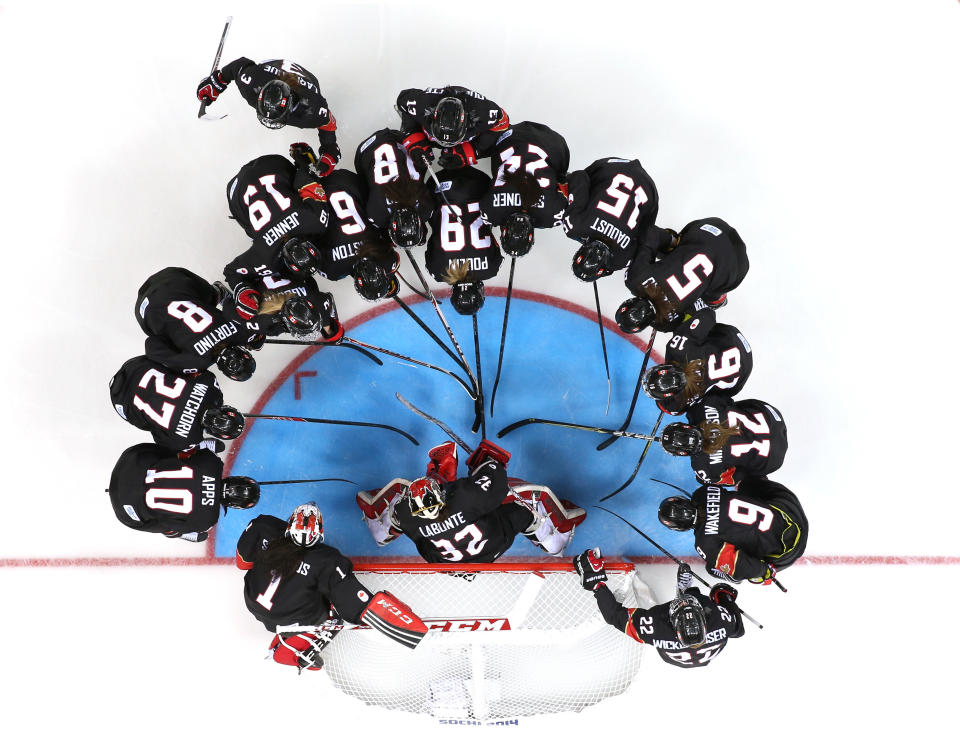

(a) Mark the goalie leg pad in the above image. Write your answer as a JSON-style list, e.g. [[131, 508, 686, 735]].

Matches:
[[509, 483, 587, 533], [361, 591, 428, 650], [268, 629, 339, 672], [357, 480, 408, 545]]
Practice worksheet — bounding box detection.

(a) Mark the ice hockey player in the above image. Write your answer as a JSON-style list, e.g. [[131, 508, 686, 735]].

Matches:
[[643, 308, 754, 415], [109, 355, 244, 451], [226, 150, 330, 246], [616, 217, 750, 336], [236, 503, 428, 672], [135, 267, 261, 381], [563, 157, 660, 282], [659, 394, 789, 486], [425, 166, 502, 315], [575, 551, 744, 668], [356, 440, 587, 561], [108, 442, 260, 542], [658, 476, 808, 585], [197, 58, 340, 175], [396, 85, 510, 169], [480, 121, 571, 256], [354, 128, 434, 247]]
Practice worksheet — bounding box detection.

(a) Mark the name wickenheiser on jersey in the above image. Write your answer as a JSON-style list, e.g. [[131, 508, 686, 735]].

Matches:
[[174, 382, 209, 438], [193, 321, 240, 356]]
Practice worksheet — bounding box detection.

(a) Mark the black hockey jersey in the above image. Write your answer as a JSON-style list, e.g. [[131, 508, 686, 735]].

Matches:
[[685, 395, 788, 486], [236, 515, 369, 631], [425, 167, 502, 283], [691, 477, 808, 582], [110, 356, 222, 450], [659, 309, 754, 414], [108, 443, 223, 538], [135, 267, 261, 373], [354, 128, 433, 231], [220, 266, 333, 338], [226, 154, 330, 245], [220, 58, 337, 138], [390, 462, 519, 563], [594, 585, 744, 668], [312, 169, 384, 281], [396, 86, 509, 155], [564, 157, 660, 271], [480, 121, 570, 229], [625, 217, 749, 308]]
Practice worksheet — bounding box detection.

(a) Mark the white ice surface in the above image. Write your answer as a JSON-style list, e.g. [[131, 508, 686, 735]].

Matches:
[[1, 0, 958, 744]]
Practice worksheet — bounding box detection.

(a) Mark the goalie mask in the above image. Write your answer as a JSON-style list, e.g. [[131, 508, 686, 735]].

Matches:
[[201, 405, 245, 440], [659, 422, 704, 457], [669, 594, 707, 648], [643, 363, 686, 401], [222, 476, 260, 510], [388, 206, 426, 248], [280, 237, 320, 277], [658, 496, 697, 532], [406, 476, 445, 520], [287, 502, 324, 547], [216, 346, 256, 382], [257, 80, 295, 129], [430, 96, 467, 147]]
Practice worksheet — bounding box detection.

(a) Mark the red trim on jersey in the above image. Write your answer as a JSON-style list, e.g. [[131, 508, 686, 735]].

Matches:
[[491, 110, 510, 132], [623, 608, 646, 644], [318, 114, 337, 132], [298, 182, 327, 202], [235, 550, 253, 570], [714, 542, 739, 577], [461, 142, 477, 165], [717, 466, 737, 486], [402, 131, 427, 149]]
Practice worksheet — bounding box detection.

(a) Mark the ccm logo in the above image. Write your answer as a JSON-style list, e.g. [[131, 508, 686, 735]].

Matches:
[[375, 599, 413, 624], [426, 618, 511, 632]]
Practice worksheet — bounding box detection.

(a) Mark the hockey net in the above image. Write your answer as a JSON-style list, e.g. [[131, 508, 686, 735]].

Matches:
[[321, 559, 652, 720]]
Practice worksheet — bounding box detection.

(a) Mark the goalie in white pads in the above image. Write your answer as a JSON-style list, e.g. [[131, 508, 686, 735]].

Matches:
[[236, 502, 427, 672], [356, 440, 587, 561]]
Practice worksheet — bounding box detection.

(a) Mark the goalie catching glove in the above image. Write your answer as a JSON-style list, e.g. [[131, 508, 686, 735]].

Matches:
[[361, 591, 428, 649], [574, 547, 608, 592], [466, 439, 511, 471]]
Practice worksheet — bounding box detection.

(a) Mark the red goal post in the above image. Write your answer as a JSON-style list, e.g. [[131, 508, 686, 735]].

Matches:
[[322, 558, 653, 720]]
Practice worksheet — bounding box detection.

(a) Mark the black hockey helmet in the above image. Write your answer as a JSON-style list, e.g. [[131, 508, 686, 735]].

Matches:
[[280, 297, 321, 336], [658, 496, 697, 532], [222, 476, 260, 510], [388, 206, 426, 248], [280, 237, 320, 277], [216, 346, 256, 382], [659, 422, 704, 457], [257, 80, 295, 129], [571, 239, 612, 281], [615, 296, 656, 334], [353, 257, 398, 301], [202, 405, 245, 440], [501, 212, 534, 257], [643, 363, 686, 401], [450, 281, 485, 316], [430, 96, 467, 147], [669, 594, 707, 648]]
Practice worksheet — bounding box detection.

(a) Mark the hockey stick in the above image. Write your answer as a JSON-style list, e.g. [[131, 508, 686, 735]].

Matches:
[[198, 16, 232, 120], [596, 330, 657, 451], [396, 393, 473, 452], [598, 411, 664, 502], [256, 478, 359, 486], [497, 417, 658, 441], [402, 249, 436, 302], [422, 158, 462, 223], [260, 338, 382, 366], [593, 281, 611, 416], [592, 505, 763, 629], [264, 339, 475, 399], [489, 257, 515, 417], [472, 314, 486, 439], [392, 296, 471, 377], [396, 268, 432, 300], [242, 413, 419, 445]]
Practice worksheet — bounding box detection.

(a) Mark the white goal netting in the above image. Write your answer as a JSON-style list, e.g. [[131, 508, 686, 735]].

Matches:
[[321, 561, 652, 720]]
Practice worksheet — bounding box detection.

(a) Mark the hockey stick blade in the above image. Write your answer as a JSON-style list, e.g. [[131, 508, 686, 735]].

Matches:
[[597, 331, 657, 451], [598, 411, 664, 501], [242, 413, 418, 445], [497, 417, 658, 441], [648, 477, 694, 498], [256, 478, 359, 487], [395, 393, 473, 452], [263, 338, 383, 366], [197, 16, 232, 119]]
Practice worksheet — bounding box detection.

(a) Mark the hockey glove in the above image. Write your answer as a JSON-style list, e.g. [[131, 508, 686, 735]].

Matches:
[[232, 284, 261, 321], [402, 131, 434, 169], [749, 563, 777, 585], [361, 591, 428, 649], [163, 530, 209, 542], [316, 149, 338, 178], [321, 320, 344, 344], [710, 583, 738, 607], [245, 333, 266, 351], [196, 70, 227, 103], [269, 629, 339, 672], [427, 442, 459, 483], [438, 143, 476, 170], [574, 547, 608, 592], [289, 141, 319, 171], [466, 440, 511, 471]]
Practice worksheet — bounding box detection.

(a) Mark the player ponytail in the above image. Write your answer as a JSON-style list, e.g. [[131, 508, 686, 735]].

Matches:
[[639, 280, 682, 328], [443, 261, 472, 285], [381, 173, 432, 210], [682, 359, 706, 400], [259, 289, 302, 315], [500, 170, 541, 212], [257, 532, 309, 578], [697, 421, 742, 453]]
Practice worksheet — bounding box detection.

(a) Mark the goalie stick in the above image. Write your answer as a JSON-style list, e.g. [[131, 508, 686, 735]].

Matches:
[[198, 16, 232, 120], [592, 505, 764, 629], [498, 417, 659, 441], [395, 393, 473, 452], [242, 413, 419, 445]]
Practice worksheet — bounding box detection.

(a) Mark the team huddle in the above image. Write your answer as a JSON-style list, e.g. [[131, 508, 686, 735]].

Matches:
[[105, 48, 808, 675]]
